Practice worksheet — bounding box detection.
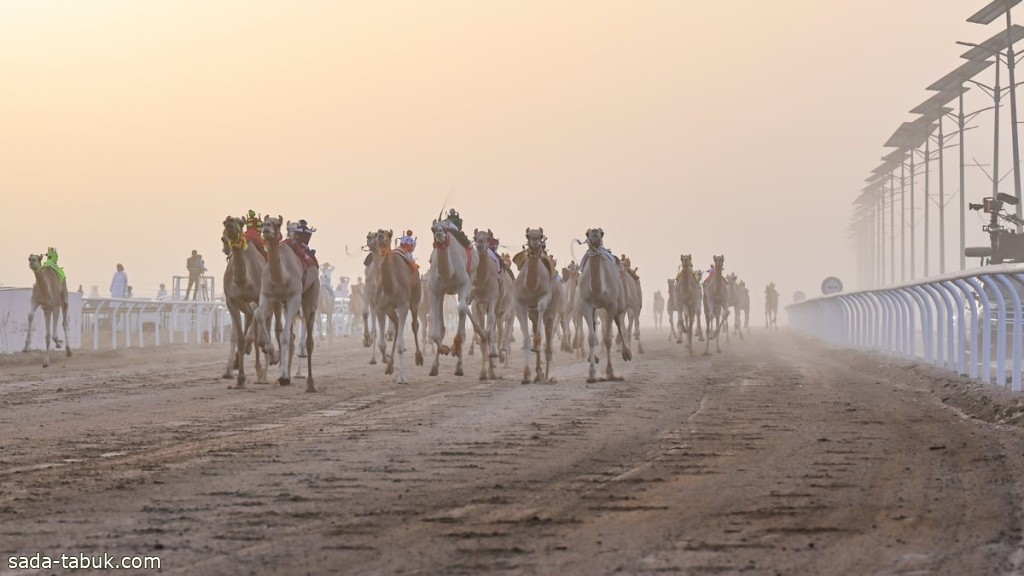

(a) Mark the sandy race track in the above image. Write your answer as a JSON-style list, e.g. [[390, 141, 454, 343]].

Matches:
[[4, 328, 1024, 575]]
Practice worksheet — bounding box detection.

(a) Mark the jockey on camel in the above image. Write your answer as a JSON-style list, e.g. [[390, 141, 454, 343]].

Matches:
[[42, 247, 66, 283], [442, 209, 472, 248], [396, 230, 420, 272]]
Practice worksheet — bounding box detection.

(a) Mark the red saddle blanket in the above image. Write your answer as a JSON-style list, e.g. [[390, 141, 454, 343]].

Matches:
[[244, 229, 268, 258], [282, 239, 318, 270]]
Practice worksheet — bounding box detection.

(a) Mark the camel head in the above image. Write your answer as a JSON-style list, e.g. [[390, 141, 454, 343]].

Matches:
[[375, 229, 393, 252], [431, 219, 450, 246], [766, 281, 776, 293], [28, 253, 43, 271], [713, 254, 725, 272], [667, 278, 675, 288], [473, 228, 490, 248], [585, 228, 604, 248], [501, 253, 513, 268], [223, 215, 245, 243], [262, 215, 284, 244], [680, 254, 693, 270], [525, 227, 546, 253], [364, 231, 377, 251]]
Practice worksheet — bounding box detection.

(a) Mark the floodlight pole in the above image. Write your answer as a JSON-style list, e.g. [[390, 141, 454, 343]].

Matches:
[[879, 188, 886, 285], [1006, 10, 1024, 228], [959, 90, 967, 269], [924, 133, 931, 277], [910, 151, 917, 280], [901, 157, 907, 281], [890, 170, 896, 281], [938, 115, 947, 274]]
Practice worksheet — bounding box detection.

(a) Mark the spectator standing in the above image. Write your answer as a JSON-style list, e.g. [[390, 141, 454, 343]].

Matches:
[[185, 250, 206, 300], [110, 264, 128, 298]]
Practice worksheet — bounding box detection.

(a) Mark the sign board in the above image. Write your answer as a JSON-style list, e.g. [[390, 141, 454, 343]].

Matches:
[[793, 291, 806, 303], [821, 277, 844, 295]]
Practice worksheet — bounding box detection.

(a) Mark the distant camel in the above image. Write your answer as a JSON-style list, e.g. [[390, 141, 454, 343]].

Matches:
[[427, 218, 479, 377], [675, 254, 701, 355], [620, 255, 643, 354], [735, 280, 750, 335], [317, 284, 336, 344], [221, 216, 267, 388], [665, 278, 679, 342], [513, 228, 560, 384], [652, 290, 664, 330], [497, 256, 516, 365], [560, 261, 580, 354], [765, 282, 779, 330], [577, 228, 631, 382], [24, 253, 71, 368], [254, 215, 319, 391], [373, 229, 423, 383], [703, 255, 729, 355]]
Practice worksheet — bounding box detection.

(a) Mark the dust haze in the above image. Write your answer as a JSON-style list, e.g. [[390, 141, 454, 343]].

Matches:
[[0, 2, 1008, 317]]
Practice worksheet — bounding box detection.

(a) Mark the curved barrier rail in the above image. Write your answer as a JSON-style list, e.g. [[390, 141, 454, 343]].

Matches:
[[81, 298, 230, 350], [787, 264, 1024, 391]]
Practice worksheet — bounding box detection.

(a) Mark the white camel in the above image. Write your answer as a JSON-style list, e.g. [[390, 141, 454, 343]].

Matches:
[[577, 228, 631, 382], [703, 254, 729, 355], [426, 218, 479, 377]]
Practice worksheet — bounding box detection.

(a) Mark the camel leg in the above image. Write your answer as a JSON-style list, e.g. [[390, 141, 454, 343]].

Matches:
[[584, 306, 599, 383], [23, 303, 37, 354], [602, 310, 617, 381], [533, 301, 549, 383], [394, 307, 409, 384], [516, 303, 533, 384], [277, 300, 301, 386], [544, 313, 556, 383], [378, 308, 391, 375], [40, 308, 52, 368], [486, 303, 498, 380], [454, 292, 472, 377], [61, 302, 71, 357], [411, 306, 424, 367], [428, 292, 445, 376]]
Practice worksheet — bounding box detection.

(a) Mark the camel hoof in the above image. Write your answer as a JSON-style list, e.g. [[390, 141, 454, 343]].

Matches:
[[480, 374, 488, 381], [385, 365, 394, 375], [455, 367, 464, 376], [586, 377, 597, 384], [66, 349, 72, 357], [370, 358, 377, 365], [42, 362, 49, 368], [415, 352, 424, 366], [439, 345, 451, 356], [533, 376, 543, 383], [222, 373, 233, 380], [278, 377, 291, 386], [429, 367, 439, 376], [522, 378, 531, 385]]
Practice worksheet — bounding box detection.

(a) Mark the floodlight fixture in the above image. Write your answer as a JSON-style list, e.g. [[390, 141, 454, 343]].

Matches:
[[927, 59, 994, 91], [968, 0, 1022, 24]]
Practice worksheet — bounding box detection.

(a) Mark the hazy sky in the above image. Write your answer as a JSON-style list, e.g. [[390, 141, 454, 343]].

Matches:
[[1, 1, 1015, 318]]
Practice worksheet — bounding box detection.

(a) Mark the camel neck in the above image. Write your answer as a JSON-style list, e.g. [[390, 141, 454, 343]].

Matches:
[[231, 241, 248, 286], [267, 239, 285, 285], [437, 240, 452, 279]]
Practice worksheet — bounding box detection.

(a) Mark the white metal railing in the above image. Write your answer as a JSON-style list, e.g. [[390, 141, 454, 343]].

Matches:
[[81, 297, 229, 350], [787, 263, 1024, 391]]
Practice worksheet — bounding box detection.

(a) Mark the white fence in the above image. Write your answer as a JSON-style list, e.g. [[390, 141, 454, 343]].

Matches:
[[787, 264, 1024, 391], [1, 289, 363, 354]]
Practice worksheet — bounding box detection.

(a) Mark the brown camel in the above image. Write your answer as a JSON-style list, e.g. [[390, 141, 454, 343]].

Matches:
[[652, 289, 665, 330], [497, 257, 516, 365], [560, 261, 580, 354], [373, 229, 423, 383], [513, 228, 560, 384], [619, 255, 643, 354], [362, 231, 381, 355], [469, 229, 504, 380], [427, 218, 479, 377], [703, 255, 729, 354], [665, 278, 679, 342], [765, 282, 779, 330], [577, 228, 631, 382], [221, 216, 268, 388], [675, 254, 701, 355], [254, 215, 319, 391], [24, 253, 71, 367]]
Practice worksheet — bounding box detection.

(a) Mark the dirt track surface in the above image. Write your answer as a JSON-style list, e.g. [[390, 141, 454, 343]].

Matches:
[[4, 330, 1024, 575]]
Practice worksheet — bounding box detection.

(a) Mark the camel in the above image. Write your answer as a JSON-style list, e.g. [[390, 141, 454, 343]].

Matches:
[[765, 282, 779, 330], [497, 258, 516, 365], [513, 228, 561, 384], [469, 229, 503, 380], [221, 216, 268, 388], [24, 253, 71, 368], [620, 256, 643, 354], [577, 228, 631, 382], [560, 262, 580, 353], [702, 255, 729, 355], [316, 284, 336, 344], [665, 278, 679, 342], [724, 274, 745, 341], [652, 290, 664, 330], [254, 215, 319, 391], [675, 254, 702, 355], [426, 218, 479, 377], [372, 229, 423, 383], [733, 279, 751, 336], [361, 231, 381, 354]]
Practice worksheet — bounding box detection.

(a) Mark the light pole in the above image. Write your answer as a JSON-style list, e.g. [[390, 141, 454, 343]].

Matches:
[[967, 2, 1024, 225]]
